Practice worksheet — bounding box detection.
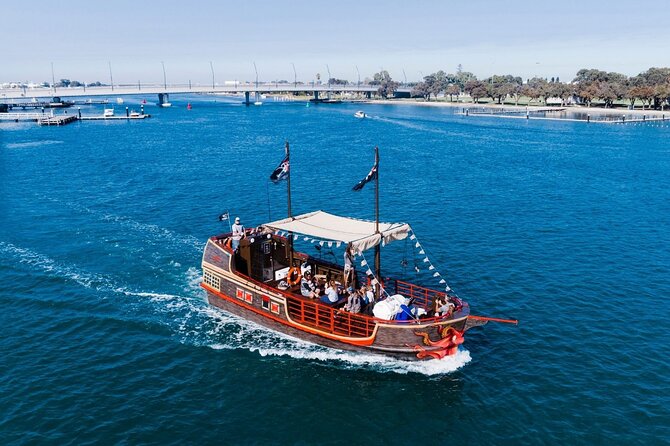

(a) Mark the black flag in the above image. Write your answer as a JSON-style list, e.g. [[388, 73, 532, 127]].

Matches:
[[270, 155, 289, 183], [352, 162, 378, 191]]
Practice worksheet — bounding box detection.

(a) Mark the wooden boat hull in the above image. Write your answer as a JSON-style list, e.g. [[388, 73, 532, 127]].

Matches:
[[202, 238, 469, 361]]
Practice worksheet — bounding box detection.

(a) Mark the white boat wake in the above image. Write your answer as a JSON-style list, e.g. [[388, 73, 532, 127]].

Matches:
[[0, 239, 471, 376]]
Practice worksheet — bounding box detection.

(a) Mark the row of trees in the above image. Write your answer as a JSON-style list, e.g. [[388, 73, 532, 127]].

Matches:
[[400, 67, 670, 110]]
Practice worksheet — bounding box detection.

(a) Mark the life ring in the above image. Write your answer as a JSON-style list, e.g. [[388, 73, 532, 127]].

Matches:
[[287, 267, 301, 286]]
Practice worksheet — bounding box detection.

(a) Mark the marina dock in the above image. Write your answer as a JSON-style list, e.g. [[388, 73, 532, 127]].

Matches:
[[1, 112, 151, 126], [38, 115, 78, 126]]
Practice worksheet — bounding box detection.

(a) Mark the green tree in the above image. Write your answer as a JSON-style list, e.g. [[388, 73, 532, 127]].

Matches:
[[446, 84, 460, 102], [454, 71, 477, 90], [411, 82, 431, 100], [372, 70, 399, 99], [465, 80, 487, 103]]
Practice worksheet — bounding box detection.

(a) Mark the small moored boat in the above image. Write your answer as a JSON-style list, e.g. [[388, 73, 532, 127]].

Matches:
[[354, 110, 367, 119], [103, 108, 114, 117]]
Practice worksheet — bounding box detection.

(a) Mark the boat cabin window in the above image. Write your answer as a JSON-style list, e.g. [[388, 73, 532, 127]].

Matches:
[[234, 235, 290, 283]]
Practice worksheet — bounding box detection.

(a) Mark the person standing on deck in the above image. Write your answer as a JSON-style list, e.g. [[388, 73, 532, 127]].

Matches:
[[231, 217, 245, 252], [343, 243, 354, 288]]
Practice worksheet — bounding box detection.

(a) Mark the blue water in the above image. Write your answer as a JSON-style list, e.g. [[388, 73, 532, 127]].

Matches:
[[2, 98, 669, 445]]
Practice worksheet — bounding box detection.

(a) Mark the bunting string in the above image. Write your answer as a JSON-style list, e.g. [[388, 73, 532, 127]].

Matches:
[[407, 229, 457, 296]]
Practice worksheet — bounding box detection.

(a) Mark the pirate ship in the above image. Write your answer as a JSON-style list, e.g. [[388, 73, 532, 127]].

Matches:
[[201, 143, 516, 360]]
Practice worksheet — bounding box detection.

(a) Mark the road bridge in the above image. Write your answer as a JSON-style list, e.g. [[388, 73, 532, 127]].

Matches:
[[0, 83, 412, 105]]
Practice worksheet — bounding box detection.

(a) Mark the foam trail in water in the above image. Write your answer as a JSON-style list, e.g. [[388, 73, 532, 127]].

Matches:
[[0, 241, 188, 302], [5, 140, 65, 149], [197, 304, 471, 375], [372, 116, 447, 134], [35, 195, 205, 253], [1, 241, 469, 375]]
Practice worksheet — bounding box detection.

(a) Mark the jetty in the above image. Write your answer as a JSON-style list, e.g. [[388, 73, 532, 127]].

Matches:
[[0, 111, 151, 126], [38, 115, 78, 126]]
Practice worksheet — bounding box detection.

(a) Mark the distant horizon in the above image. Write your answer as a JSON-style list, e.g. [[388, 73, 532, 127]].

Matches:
[[4, 0, 669, 84]]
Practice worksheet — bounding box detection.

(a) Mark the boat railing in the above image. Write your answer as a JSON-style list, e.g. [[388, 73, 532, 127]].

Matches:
[[285, 298, 375, 338]]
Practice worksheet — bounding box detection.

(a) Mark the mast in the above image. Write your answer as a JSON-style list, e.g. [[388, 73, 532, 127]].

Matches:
[[374, 146, 381, 299], [286, 141, 294, 266], [286, 141, 292, 218]]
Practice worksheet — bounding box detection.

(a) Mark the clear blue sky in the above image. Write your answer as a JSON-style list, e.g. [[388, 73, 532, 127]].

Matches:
[[3, 0, 669, 84]]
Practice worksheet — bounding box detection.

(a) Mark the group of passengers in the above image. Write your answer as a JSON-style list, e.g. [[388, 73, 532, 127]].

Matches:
[[342, 285, 375, 314], [300, 272, 344, 305], [300, 270, 376, 315]]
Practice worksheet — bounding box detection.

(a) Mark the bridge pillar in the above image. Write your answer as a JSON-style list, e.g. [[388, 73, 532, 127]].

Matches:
[[366, 91, 372, 99], [158, 93, 170, 106], [244, 91, 250, 105], [313, 91, 319, 101]]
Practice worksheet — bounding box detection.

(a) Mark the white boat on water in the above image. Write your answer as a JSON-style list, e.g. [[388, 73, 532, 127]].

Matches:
[[103, 108, 114, 117], [160, 102, 172, 108], [116, 98, 124, 104], [129, 111, 141, 118], [254, 101, 263, 106], [354, 111, 367, 119]]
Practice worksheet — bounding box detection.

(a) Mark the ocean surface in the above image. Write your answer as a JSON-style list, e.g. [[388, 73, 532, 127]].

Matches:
[[1, 97, 669, 445]]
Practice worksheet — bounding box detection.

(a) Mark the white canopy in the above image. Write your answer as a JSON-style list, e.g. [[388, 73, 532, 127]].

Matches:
[[263, 210, 411, 253]]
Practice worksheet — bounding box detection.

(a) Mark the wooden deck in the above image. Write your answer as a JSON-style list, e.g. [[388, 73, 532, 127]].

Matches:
[[37, 115, 78, 126]]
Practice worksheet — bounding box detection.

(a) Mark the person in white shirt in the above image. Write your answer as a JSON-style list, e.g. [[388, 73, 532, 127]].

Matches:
[[320, 280, 340, 305], [231, 217, 245, 251]]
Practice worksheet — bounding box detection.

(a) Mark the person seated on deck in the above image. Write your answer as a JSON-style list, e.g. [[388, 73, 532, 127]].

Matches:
[[320, 280, 340, 305], [300, 272, 319, 299], [434, 295, 454, 317], [342, 287, 362, 314]]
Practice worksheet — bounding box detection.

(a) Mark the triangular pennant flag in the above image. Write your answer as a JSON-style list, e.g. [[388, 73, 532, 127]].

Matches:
[[371, 278, 379, 285], [439, 279, 446, 284], [366, 269, 373, 275], [319, 241, 325, 246], [445, 286, 451, 292], [328, 242, 333, 248], [423, 257, 429, 263], [410, 234, 416, 240], [294, 234, 299, 240], [415, 242, 420, 248], [336, 242, 341, 248], [360, 259, 368, 266], [303, 236, 309, 241], [419, 249, 425, 255], [433, 272, 440, 277], [428, 265, 435, 270]]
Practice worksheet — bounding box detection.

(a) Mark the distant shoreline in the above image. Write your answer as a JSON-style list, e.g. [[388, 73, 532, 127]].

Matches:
[[367, 98, 670, 117]]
